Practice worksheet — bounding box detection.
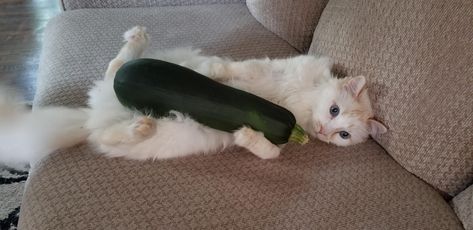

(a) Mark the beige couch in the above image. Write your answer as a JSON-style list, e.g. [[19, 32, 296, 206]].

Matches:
[[19, 0, 473, 229]]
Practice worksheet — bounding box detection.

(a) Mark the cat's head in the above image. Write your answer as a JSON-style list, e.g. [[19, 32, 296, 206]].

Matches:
[[309, 75, 387, 146]]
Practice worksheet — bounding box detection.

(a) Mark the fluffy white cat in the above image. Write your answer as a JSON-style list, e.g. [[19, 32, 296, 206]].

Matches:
[[0, 26, 386, 164]]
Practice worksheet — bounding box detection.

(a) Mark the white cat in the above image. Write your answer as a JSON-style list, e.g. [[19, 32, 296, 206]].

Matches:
[[0, 26, 386, 164]]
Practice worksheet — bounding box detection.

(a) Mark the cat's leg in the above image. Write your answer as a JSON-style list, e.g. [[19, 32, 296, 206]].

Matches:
[[233, 126, 280, 159], [206, 61, 233, 82], [94, 26, 154, 146], [97, 116, 156, 145], [207, 59, 270, 83], [164, 50, 234, 82], [104, 26, 149, 80], [152, 48, 241, 83]]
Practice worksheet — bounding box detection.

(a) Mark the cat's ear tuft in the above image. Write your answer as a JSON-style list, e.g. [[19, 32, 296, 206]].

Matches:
[[344, 76, 366, 98], [367, 119, 387, 138]]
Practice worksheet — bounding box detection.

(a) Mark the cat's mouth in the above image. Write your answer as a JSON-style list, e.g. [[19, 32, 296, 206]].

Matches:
[[311, 121, 330, 143], [316, 134, 330, 143]]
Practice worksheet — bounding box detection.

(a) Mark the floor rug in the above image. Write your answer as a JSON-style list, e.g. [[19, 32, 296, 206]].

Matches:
[[0, 164, 28, 230]]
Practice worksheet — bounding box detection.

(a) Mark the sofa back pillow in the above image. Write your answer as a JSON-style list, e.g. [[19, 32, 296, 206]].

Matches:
[[62, 0, 245, 11], [246, 0, 329, 52], [309, 0, 473, 196]]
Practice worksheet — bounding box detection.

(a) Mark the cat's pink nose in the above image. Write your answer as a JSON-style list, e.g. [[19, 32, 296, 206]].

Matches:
[[318, 126, 325, 134]]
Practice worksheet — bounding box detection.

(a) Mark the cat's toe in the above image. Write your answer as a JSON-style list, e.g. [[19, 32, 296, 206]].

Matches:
[[132, 117, 156, 137], [233, 126, 280, 159], [257, 146, 280, 160], [209, 62, 233, 82], [210, 63, 225, 75], [123, 26, 149, 44], [233, 126, 254, 145]]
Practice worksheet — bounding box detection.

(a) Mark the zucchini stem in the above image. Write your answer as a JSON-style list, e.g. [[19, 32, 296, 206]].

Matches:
[[289, 124, 309, 145]]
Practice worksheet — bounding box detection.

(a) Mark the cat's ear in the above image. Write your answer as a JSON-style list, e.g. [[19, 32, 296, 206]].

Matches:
[[344, 76, 366, 98], [367, 119, 387, 138]]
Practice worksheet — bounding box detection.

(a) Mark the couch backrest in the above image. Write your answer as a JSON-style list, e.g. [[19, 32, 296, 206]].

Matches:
[[309, 0, 473, 196], [61, 0, 245, 11], [246, 0, 329, 52]]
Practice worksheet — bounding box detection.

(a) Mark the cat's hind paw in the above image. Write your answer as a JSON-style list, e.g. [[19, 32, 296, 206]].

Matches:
[[132, 116, 156, 138], [123, 26, 149, 44]]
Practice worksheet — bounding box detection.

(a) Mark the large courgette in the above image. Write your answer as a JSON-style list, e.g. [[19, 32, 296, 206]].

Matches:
[[114, 58, 308, 145]]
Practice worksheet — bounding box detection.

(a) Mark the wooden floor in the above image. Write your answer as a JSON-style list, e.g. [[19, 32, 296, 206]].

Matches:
[[0, 0, 61, 101]]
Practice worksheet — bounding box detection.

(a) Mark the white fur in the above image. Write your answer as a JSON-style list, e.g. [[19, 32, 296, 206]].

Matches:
[[0, 85, 88, 165], [0, 26, 387, 165], [86, 77, 233, 160]]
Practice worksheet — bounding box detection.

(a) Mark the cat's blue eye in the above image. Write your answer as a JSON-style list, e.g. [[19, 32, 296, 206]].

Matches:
[[330, 105, 340, 117], [339, 131, 350, 139]]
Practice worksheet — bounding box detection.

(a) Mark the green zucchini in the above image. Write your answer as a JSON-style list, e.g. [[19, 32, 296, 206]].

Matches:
[[114, 58, 308, 145]]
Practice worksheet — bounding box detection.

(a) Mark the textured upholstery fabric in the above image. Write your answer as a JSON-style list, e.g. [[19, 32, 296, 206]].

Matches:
[[246, 0, 329, 52], [61, 0, 245, 11], [21, 1, 468, 228], [19, 141, 462, 229], [33, 4, 298, 107], [309, 0, 473, 196], [452, 185, 473, 230]]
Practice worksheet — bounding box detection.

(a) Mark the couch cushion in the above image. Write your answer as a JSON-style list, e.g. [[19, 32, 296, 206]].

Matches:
[[309, 0, 473, 196], [19, 140, 462, 229], [33, 4, 299, 107], [24, 3, 463, 229], [61, 0, 245, 11], [246, 0, 329, 52], [451, 184, 473, 230]]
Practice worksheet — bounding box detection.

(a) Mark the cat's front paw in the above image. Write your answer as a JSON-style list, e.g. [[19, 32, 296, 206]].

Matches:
[[123, 26, 149, 44], [256, 145, 280, 160], [234, 127, 280, 160], [132, 116, 156, 138]]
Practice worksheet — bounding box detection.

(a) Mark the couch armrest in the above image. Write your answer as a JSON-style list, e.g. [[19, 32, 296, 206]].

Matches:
[[451, 184, 473, 230], [60, 0, 245, 11]]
